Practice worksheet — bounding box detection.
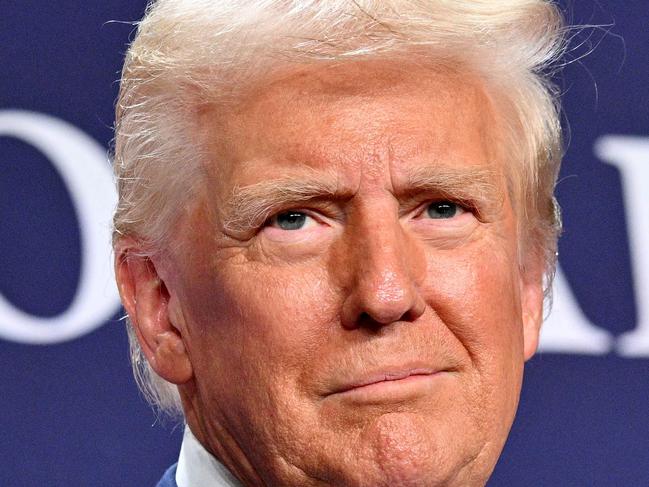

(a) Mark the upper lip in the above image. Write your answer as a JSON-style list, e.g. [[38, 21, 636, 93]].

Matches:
[[328, 365, 445, 395]]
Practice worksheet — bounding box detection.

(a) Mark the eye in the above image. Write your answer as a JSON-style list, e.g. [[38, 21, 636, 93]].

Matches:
[[267, 211, 315, 231], [425, 201, 465, 219]]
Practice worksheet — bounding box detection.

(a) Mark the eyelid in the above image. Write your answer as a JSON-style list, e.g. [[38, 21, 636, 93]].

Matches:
[[406, 198, 470, 219], [263, 206, 336, 229], [265, 210, 314, 229]]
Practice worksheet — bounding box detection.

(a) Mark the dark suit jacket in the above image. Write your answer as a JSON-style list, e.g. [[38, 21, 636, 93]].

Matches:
[[155, 464, 178, 487]]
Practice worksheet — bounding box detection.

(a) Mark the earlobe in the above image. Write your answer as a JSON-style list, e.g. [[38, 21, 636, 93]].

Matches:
[[115, 239, 193, 384], [521, 274, 544, 362]]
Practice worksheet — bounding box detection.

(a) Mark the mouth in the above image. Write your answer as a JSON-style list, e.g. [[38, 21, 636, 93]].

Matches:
[[328, 367, 449, 402], [337, 368, 437, 393]]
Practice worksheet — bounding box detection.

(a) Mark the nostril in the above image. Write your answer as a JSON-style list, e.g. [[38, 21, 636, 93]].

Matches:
[[408, 293, 427, 321], [401, 305, 425, 323], [364, 297, 420, 325], [341, 289, 426, 330], [356, 312, 385, 332]]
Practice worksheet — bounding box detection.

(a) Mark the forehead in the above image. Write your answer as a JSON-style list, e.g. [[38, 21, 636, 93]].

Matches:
[[197, 60, 504, 189]]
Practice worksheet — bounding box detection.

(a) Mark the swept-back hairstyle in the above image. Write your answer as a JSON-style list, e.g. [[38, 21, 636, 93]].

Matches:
[[113, 0, 567, 416]]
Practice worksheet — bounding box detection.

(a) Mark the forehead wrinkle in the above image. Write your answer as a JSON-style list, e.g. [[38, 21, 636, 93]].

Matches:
[[221, 168, 350, 233]]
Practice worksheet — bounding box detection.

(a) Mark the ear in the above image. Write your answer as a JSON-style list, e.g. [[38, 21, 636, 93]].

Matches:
[[115, 238, 193, 384], [521, 262, 544, 361]]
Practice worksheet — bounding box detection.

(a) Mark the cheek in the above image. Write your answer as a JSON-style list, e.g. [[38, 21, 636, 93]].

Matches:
[[424, 241, 523, 348], [419, 241, 525, 457], [184, 260, 336, 391], [422, 242, 525, 400]]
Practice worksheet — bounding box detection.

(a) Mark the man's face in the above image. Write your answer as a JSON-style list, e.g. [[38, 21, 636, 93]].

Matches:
[[162, 61, 542, 486]]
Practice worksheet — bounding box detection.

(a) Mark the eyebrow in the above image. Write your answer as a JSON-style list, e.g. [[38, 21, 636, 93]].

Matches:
[[403, 165, 504, 215], [222, 170, 350, 234], [221, 165, 504, 234]]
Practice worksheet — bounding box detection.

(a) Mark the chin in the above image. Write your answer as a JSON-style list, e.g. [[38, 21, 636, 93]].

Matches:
[[327, 412, 492, 487]]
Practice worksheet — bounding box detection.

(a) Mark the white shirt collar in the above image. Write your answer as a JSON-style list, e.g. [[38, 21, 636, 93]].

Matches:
[[176, 426, 242, 487]]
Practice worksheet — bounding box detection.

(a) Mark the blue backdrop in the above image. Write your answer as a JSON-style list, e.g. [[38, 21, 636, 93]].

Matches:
[[1, 1, 647, 486]]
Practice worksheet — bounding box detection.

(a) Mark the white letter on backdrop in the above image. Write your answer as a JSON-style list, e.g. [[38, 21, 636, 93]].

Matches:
[[595, 136, 649, 357], [0, 110, 120, 344]]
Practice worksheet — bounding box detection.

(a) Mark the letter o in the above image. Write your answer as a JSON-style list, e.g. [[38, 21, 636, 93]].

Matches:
[[0, 110, 120, 344]]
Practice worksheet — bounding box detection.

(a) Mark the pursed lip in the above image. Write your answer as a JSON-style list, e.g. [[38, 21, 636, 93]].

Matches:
[[328, 366, 444, 396]]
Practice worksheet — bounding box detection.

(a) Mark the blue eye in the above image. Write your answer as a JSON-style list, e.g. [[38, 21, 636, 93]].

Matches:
[[272, 211, 308, 230], [426, 202, 459, 219]]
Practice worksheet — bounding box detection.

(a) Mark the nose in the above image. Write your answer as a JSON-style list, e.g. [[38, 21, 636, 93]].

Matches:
[[339, 215, 426, 330]]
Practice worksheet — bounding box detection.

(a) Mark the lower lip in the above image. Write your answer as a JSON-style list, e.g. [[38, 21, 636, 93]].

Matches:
[[332, 373, 444, 403]]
